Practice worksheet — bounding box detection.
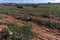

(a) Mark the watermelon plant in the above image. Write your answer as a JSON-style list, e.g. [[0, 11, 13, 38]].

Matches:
[[3, 24, 34, 40]]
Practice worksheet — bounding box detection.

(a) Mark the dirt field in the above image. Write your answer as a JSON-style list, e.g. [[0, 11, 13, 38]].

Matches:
[[0, 14, 60, 40]]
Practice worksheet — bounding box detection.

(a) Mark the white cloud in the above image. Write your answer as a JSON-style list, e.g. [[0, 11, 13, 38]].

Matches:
[[22, 0, 60, 3], [50, 0, 60, 3]]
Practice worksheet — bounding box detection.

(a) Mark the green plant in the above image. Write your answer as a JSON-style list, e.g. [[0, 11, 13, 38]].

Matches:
[[40, 13, 50, 18], [3, 24, 34, 40], [32, 18, 43, 25], [32, 18, 60, 29], [21, 16, 32, 21]]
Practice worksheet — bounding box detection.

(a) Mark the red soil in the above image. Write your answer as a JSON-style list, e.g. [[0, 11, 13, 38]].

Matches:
[[0, 14, 60, 40]]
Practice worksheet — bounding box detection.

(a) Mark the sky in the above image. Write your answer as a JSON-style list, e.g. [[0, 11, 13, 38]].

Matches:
[[0, 0, 60, 3]]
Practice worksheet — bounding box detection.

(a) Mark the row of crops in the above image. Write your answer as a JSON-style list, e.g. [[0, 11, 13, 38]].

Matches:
[[0, 5, 60, 30], [0, 14, 60, 40], [0, 4, 60, 40], [15, 15, 60, 29], [0, 22, 35, 40], [0, 4, 60, 17]]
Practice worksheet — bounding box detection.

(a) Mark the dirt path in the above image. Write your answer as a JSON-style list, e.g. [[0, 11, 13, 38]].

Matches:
[[0, 14, 26, 26], [29, 22, 60, 40], [0, 25, 7, 31]]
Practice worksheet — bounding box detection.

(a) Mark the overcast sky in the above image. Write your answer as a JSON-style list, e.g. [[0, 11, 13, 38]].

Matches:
[[0, 0, 60, 3]]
